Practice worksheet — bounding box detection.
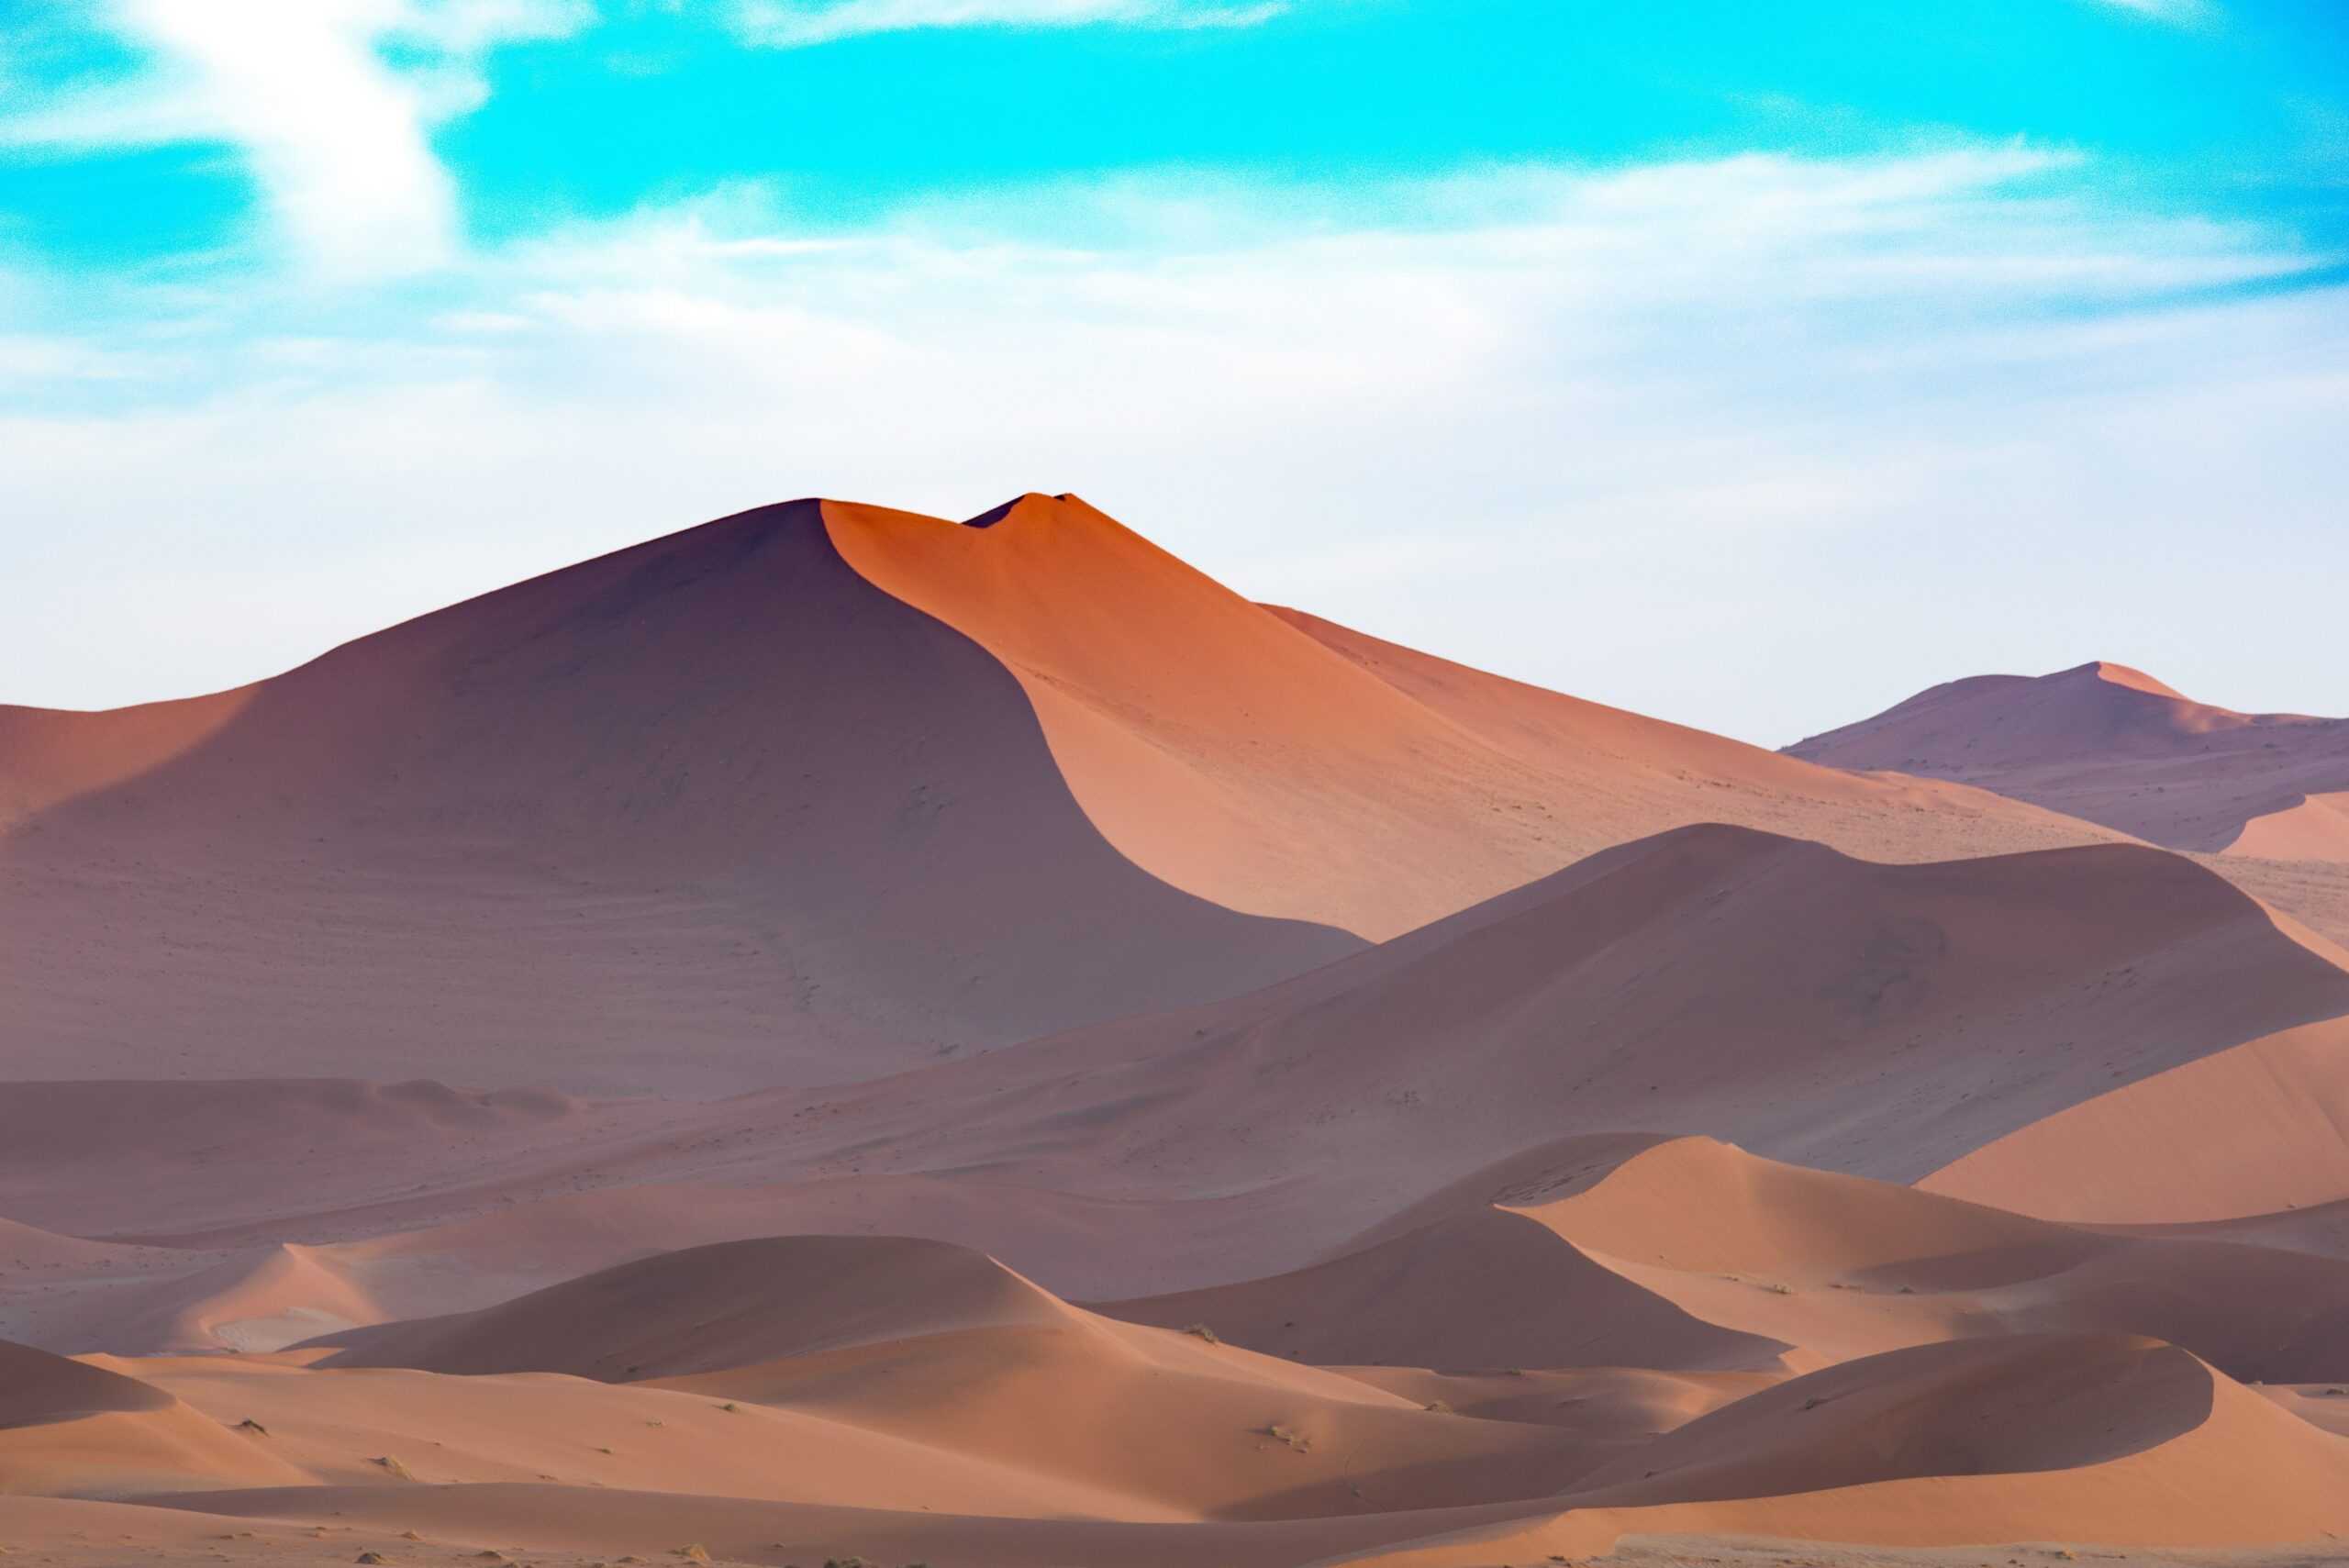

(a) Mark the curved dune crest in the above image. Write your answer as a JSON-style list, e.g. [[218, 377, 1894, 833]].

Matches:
[[889, 823, 2349, 1240], [1788, 660, 2349, 863], [313, 1235, 1079, 1379], [0, 503, 1355, 1092], [0, 1339, 173, 1429], [2229, 791, 2349, 863], [1921, 1014, 2349, 1222], [1319, 1337, 2349, 1565], [1109, 1133, 2349, 1385], [0, 1340, 307, 1499], [826, 495, 2110, 939]]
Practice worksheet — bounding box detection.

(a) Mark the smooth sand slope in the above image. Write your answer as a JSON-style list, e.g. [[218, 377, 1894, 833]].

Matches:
[[2, 493, 2127, 1098], [1319, 1336, 2349, 1565], [0, 500, 1358, 1093], [774, 823, 2349, 1247], [9, 822, 2346, 1360], [1788, 660, 2349, 862], [20, 1226, 2344, 1567], [828, 495, 2105, 940], [1105, 1133, 2349, 1385], [13, 496, 2349, 1564]]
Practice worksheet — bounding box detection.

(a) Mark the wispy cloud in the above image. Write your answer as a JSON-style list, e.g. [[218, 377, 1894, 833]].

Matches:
[[0, 0, 592, 278], [5, 147, 2342, 738], [733, 0, 1286, 49], [2087, 0, 2219, 26]]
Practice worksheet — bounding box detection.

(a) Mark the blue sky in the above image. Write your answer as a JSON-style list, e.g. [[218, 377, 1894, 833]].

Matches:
[[2, 0, 2345, 742]]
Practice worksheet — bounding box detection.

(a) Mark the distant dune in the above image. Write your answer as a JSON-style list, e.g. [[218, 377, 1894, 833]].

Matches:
[[1788, 659, 2349, 863]]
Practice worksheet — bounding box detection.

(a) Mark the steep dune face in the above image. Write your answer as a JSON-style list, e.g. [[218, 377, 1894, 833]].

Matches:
[[1787, 661, 2349, 862], [314, 1235, 1078, 1378], [827, 495, 2108, 940], [299, 1235, 1617, 1521], [1562, 1334, 2216, 1505], [656, 1321, 1600, 1522], [1107, 1135, 2349, 1385], [0, 502, 1355, 1093], [1920, 1014, 2349, 1222], [844, 825, 2349, 1240], [0, 1340, 306, 1499], [1323, 1339, 2349, 1566]]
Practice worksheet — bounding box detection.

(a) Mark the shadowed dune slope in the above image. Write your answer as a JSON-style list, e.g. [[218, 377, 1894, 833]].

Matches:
[[1317, 1337, 2349, 1566], [1921, 1013, 2349, 1222], [0, 501, 1356, 1093], [311, 1235, 1077, 1378], [827, 494, 2110, 939], [0, 1340, 309, 1500], [0, 1338, 173, 1429], [842, 824, 2349, 1236], [1787, 660, 2349, 862], [1105, 1134, 2349, 1384]]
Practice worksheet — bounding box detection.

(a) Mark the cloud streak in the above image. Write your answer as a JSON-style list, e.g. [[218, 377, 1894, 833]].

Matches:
[[4, 147, 2342, 740], [0, 0, 591, 278], [732, 0, 1287, 48]]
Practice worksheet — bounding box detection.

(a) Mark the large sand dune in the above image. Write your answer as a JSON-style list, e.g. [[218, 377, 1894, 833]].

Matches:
[[12, 496, 2349, 1565], [3, 495, 2131, 1095]]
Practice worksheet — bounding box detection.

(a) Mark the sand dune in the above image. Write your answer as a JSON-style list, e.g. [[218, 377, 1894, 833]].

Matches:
[[1923, 1014, 2349, 1222], [1319, 1337, 2349, 1565], [0, 500, 1355, 1094], [1788, 660, 2349, 866], [0, 1339, 307, 1499], [1108, 1134, 2349, 1385], [827, 495, 2102, 940], [3, 495, 2141, 1099], [312, 1235, 1078, 1378], [810, 824, 2349, 1251], [10, 497, 2349, 1564]]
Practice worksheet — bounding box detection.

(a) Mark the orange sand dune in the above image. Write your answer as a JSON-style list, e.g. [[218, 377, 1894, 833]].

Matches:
[[828, 495, 2109, 940], [1, 494, 2133, 1096], [9, 824, 2344, 1369], [313, 1235, 1078, 1378], [113, 1351, 1182, 1521], [1322, 1337, 2349, 1565], [815, 825, 2349, 1245], [0, 1339, 307, 1499], [12, 496, 2349, 1564], [1924, 1014, 2349, 1222], [1788, 661, 2349, 865], [124, 1339, 2349, 1567], [651, 1322, 1598, 1521], [0, 500, 1355, 1094], [266, 1237, 1621, 1521], [1108, 1134, 2349, 1385]]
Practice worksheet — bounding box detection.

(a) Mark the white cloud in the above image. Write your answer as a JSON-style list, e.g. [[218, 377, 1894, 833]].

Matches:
[[734, 0, 1285, 48], [0, 0, 591, 278], [3, 149, 2343, 740], [2087, 0, 2218, 25]]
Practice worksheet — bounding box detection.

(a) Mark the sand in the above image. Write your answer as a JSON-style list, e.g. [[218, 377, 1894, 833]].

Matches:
[[9, 495, 2349, 1568], [1788, 660, 2349, 870]]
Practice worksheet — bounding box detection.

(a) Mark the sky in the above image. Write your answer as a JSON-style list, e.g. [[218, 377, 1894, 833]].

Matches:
[[2, 0, 2345, 745]]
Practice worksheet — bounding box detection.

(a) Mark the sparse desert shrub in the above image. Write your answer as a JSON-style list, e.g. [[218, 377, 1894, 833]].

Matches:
[[1183, 1322, 1221, 1344], [373, 1454, 414, 1481]]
